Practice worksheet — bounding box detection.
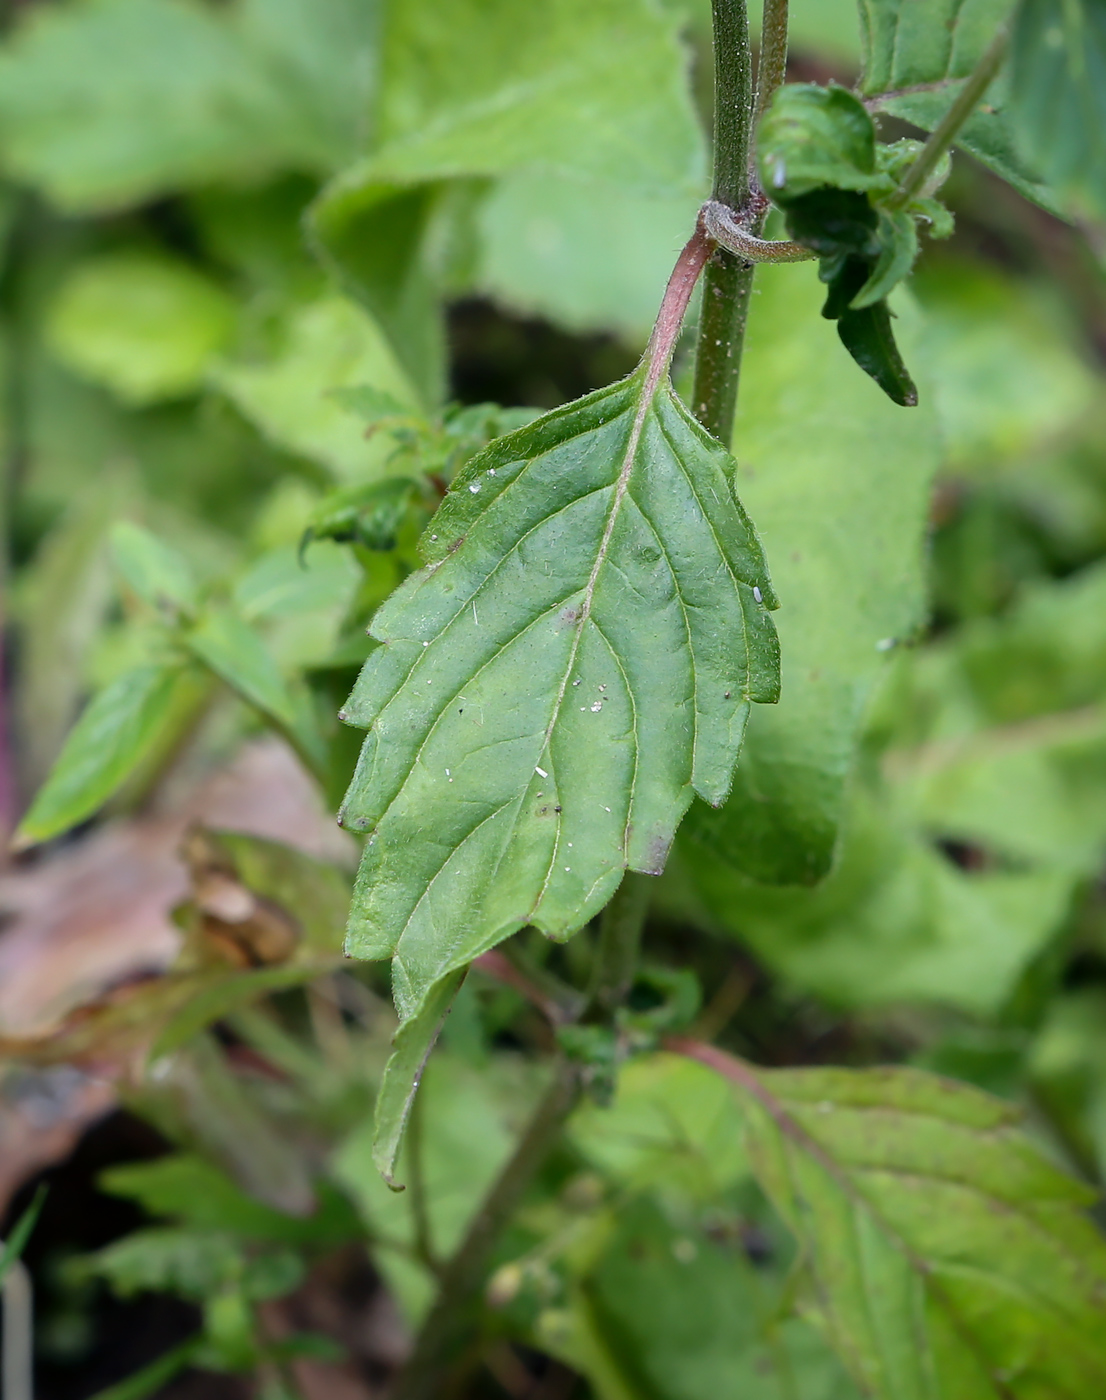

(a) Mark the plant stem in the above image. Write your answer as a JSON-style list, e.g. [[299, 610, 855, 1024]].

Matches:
[[388, 1062, 581, 1400], [754, 0, 790, 127], [886, 23, 1010, 209], [480, 942, 585, 1025], [586, 871, 650, 1018], [709, 0, 754, 211], [692, 0, 794, 441], [692, 0, 775, 443]]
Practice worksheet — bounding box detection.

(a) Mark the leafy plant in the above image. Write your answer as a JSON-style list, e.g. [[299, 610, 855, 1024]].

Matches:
[[5, 1, 1106, 1398]]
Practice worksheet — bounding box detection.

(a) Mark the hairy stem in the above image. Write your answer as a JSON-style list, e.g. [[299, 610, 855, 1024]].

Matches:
[[692, 0, 785, 443], [702, 199, 814, 262], [886, 23, 1010, 209], [388, 1063, 581, 1400], [709, 0, 754, 210], [754, 0, 790, 126]]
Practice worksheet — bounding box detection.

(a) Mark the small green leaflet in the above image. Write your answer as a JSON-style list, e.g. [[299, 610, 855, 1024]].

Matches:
[[185, 608, 325, 776], [339, 365, 779, 1028], [111, 522, 197, 615], [0, 1185, 47, 1285], [679, 1047, 1106, 1399], [15, 660, 191, 846]]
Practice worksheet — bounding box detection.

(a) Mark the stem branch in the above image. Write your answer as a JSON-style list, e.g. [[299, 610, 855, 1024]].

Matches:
[[886, 23, 1010, 209], [754, 0, 790, 127]]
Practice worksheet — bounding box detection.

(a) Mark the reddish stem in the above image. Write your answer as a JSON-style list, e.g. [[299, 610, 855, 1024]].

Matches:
[[642, 219, 714, 399]]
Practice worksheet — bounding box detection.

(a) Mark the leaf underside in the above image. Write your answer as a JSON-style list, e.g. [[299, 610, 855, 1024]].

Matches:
[[339, 367, 779, 1024]]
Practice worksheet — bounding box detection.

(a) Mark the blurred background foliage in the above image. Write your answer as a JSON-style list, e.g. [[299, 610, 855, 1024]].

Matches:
[[1, 0, 1106, 1397]]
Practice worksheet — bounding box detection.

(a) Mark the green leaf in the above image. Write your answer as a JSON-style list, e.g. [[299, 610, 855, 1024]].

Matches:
[[330, 384, 412, 426], [913, 261, 1096, 473], [15, 659, 190, 846], [0, 0, 377, 212], [756, 91, 921, 404], [563, 1197, 862, 1400], [80, 1227, 303, 1302], [0, 1186, 47, 1285], [569, 1051, 746, 1199], [859, 0, 1014, 95], [675, 784, 1076, 1016], [880, 86, 1056, 213], [684, 263, 940, 883], [858, 0, 1060, 212], [370, 0, 702, 198], [302, 478, 416, 555], [338, 365, 778, 1031], [211, 295, 419, 479], [102, 1154, 357, 1247], [757, 84, 880, 199], [46, 252, 235, 405], [0, 0, 259, 209], [185, 607, 324, 771], [111, 522, 198, 614], [233, 541, 361, 622], [310, 0, 705, 394], [309, 181, 447, 408], [474, 174, 700, 344], [371, 967, 467, 1188], [851, 209, 919, 310], [718, 1057, 1106, 1399], [13, 492, 119, 792], [1010, 0, 1106, 224], [823, 254, 919, 406]]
